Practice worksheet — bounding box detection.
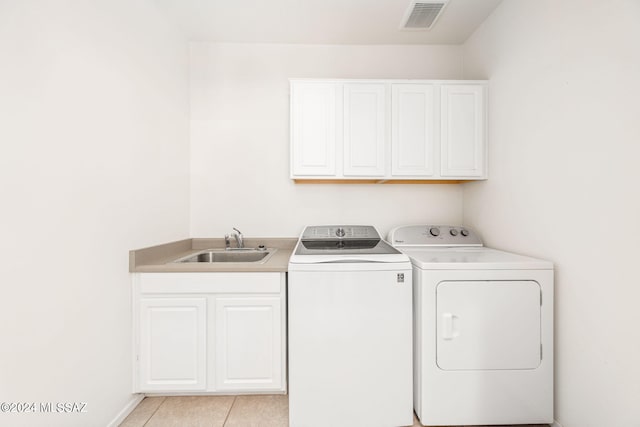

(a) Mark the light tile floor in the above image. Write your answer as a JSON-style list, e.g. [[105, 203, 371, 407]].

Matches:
[[120, 395, 287, 427], [119, 395, 550, 427]]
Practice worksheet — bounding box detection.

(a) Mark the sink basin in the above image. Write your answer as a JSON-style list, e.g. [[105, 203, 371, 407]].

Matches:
[[173, 248, 275, 264]]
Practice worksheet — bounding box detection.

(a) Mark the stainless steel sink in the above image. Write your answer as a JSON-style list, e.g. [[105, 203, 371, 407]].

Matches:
[[173, 248, 276, 264]]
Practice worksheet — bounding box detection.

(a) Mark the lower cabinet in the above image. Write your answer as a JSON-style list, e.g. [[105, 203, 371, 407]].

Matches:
[[133, 272, 287, 394], [215, 297, 283, 391], [139, 297, 207, 391]]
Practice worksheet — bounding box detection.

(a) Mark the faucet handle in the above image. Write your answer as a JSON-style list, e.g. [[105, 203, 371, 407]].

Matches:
[[224, 234, 231, 249], [232, 228, 245, 249]]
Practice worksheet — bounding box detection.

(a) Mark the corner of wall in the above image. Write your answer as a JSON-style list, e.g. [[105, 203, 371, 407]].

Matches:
[[107, 394, 145, 427]]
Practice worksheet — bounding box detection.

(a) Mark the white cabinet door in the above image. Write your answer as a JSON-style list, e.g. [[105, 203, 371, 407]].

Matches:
[[440, 84, 486, 178], [343, 83, 386, 176], [215, 297, 283, 391], [436, 281, 541, 370], [290, 82, 338, 176], [139, 297, 207, 391], [391, 84, 435, 176]]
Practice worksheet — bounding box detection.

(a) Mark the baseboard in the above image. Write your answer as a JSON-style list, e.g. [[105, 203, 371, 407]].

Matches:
[[552, 421, 564, 427], [107, 394, 145, 427]]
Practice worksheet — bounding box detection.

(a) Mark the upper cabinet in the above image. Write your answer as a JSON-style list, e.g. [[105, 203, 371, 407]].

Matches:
[[391, 84, 435, 177], [440, 85, 486, 178], [290, 82, 338, 176], [343, 83, 386, 177], [290, 79, 488, 182]]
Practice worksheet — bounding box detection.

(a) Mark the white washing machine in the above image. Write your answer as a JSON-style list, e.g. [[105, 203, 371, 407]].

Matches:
[[289, 225, 414, 427], [388, 225, 554, 426]]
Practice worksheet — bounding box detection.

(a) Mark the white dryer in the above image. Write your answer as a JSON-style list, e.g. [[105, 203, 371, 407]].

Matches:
[[388, 225, 554, 426]]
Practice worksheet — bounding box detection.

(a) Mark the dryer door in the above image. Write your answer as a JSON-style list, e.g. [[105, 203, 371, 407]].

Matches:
[[436, 280, 541, 370]]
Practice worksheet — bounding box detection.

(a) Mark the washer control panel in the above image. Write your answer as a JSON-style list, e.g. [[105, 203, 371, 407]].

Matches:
[[301, 225, 380, 241], [388, 225, 483, 247], [298, 225, 391, 252]]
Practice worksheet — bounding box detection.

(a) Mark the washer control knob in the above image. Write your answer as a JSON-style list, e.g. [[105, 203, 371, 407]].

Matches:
[[429, 227, 440, 237], [336, 227, 346, 237], [460, 229, 469, 237], [450, 229, 459, 236]]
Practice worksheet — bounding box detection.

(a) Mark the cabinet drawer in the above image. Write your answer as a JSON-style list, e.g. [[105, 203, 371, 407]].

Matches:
[[138, 272, 282, 294]]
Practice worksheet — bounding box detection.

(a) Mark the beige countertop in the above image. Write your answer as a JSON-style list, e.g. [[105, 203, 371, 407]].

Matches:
[[130, 237, 297, 272]]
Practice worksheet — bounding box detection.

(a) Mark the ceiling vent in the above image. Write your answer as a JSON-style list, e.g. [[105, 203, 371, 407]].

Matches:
[[400, 0, 449, 30]]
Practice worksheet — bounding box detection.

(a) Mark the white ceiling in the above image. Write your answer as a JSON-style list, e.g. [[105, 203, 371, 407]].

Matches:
[[154, 0, 503, 45]]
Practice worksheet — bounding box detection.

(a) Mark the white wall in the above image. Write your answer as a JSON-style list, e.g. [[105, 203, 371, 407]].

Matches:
[[0, 1, 189, 426], [462, 1, 640, 426], [190, 43, 464, 237]]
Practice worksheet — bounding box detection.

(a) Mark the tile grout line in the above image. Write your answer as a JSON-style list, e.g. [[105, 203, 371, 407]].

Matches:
[[141, 396, 166, 427], [222, 396, 238, 426]]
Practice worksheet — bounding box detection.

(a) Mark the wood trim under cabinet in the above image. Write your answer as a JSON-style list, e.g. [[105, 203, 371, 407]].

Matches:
[[293, 179, 463, 184]]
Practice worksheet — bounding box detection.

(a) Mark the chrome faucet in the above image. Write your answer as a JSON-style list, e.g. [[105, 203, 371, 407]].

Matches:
[[225, 228, 244, 250], [233, 227, 244, 249]]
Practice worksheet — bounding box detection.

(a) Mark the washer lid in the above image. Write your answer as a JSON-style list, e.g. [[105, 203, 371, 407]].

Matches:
[[299, 225, 382, 250], [401, 247, 553, 270], [290, 225, 408, 264]]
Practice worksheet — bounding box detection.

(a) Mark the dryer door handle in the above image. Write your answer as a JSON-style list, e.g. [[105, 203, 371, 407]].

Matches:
[[442, 313, 459, 340]]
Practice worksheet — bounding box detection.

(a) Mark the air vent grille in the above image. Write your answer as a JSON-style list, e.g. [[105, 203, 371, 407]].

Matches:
[[401, 1, 448, 30]]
